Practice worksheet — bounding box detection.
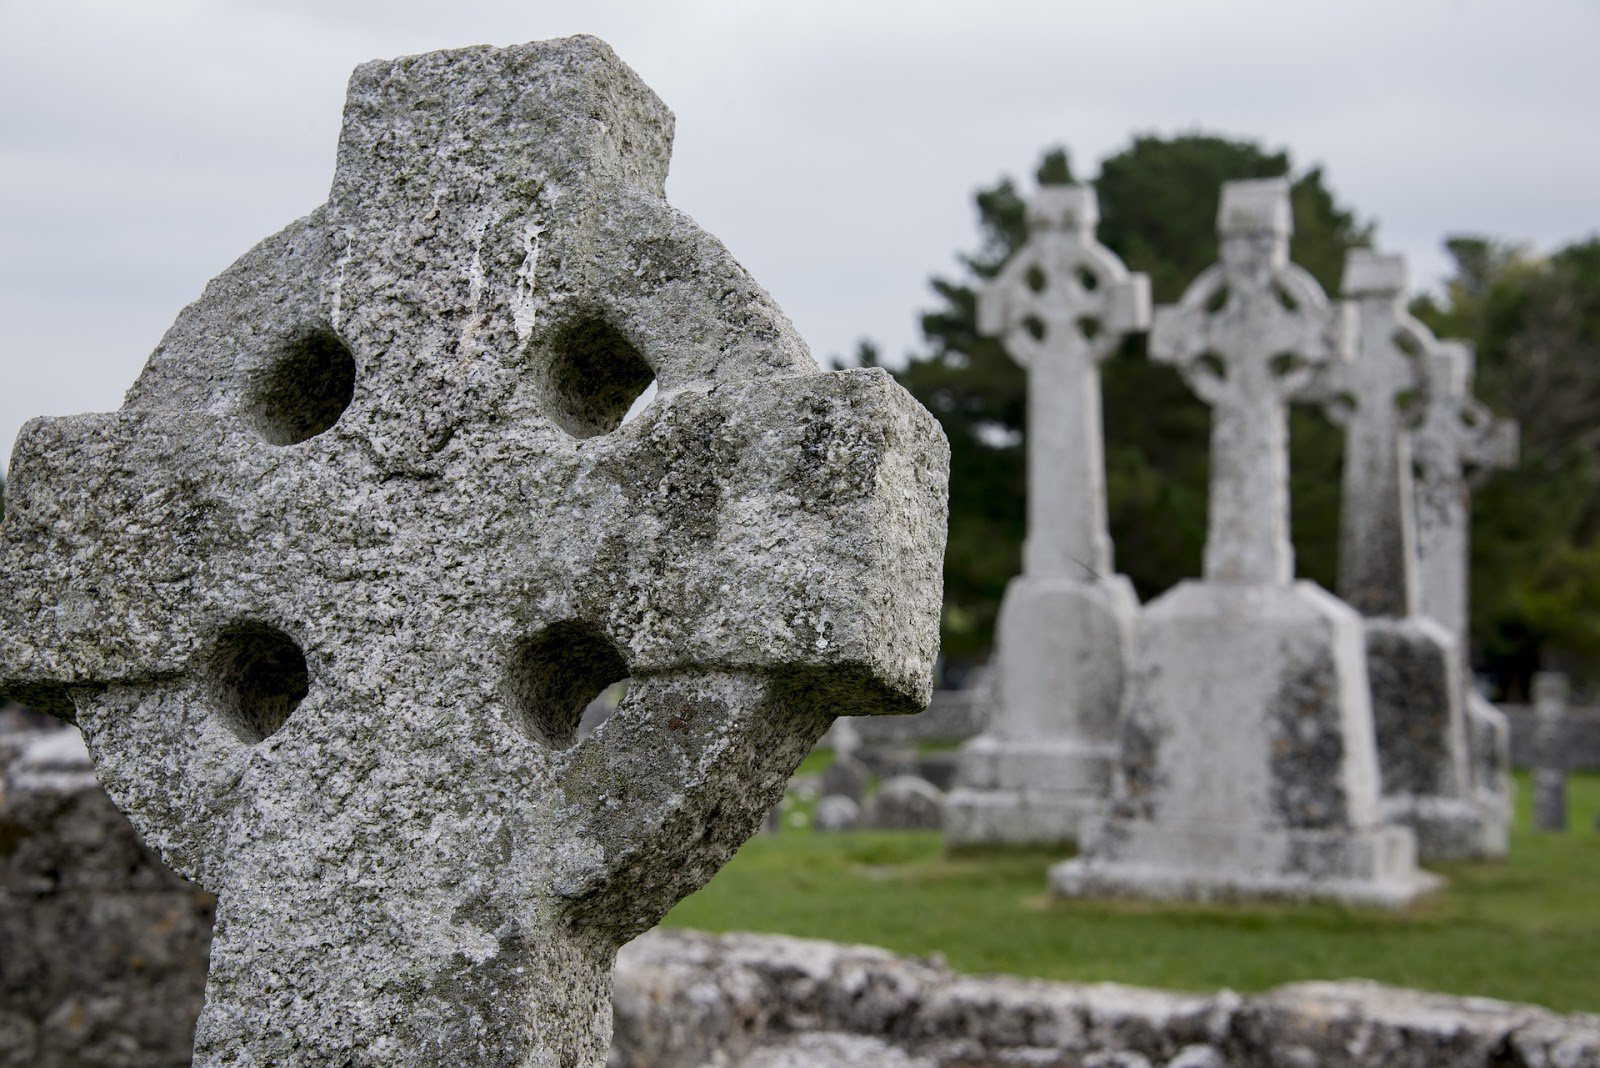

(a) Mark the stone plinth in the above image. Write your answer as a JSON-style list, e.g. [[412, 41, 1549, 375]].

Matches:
[[945, 185, 1149, 848], [0, 37, 946, 1067], [947, 575, 1137, 846], [1051, 582, 1439, 907], [1053, 180, 1436, 908]]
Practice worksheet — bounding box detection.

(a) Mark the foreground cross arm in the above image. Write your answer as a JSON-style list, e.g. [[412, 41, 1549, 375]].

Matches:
[[0, 37, 947, 1067]]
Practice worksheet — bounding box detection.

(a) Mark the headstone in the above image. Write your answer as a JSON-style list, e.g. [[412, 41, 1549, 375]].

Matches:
[[1532, 672, 1569, 832], [946, 185, 1151, 848], [864, 776, 946, 831], [1412, 339, 1520, 837], [1316, 250, 1498, 860], [820, 752, 872, 805], [813, 794, 863, 832], [0, 38, 947, 1067], [1052, 179, 1438, 907]]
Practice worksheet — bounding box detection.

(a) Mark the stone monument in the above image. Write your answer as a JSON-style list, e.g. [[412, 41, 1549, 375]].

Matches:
[[1052, 179, 1438, 906], [945, 185, 1150, 848], [1412, 339, 1519, 832], [1532, 672, 1570, 832], [0, 38, 948, 1067], [1318, 250, 1499, 860]]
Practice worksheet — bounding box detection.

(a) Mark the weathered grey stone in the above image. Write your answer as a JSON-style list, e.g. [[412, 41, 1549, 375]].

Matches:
[[1413, 339, 1519, 835], [0, 37, 946, 1067], [1054, 181, 1436, 907], [864, 775, 945, 830], [611, 929, 1600, 1067], [1311, 251, 1500, 860], [1533, 672, 1569, 832], [0, 726, 211, 1068], [948, 185, 1150, 848], [812, 794, 862, 832]]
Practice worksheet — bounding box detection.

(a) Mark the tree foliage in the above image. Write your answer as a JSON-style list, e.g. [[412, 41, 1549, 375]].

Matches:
[[890, 135, 1371, 666], [1414, 237, 1600, 694]]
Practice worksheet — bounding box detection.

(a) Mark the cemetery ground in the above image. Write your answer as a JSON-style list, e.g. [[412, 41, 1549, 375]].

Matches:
[[664, 755, 1600, 1014]]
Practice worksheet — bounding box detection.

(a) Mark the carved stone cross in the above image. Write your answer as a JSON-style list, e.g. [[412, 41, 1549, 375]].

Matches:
[[0, 38, 947, 1067], [977, 186, 1149, 579], [1413, 340, 1518, 649], [1149, 178, 1352, 585], [1319, 250, 1438, 618]]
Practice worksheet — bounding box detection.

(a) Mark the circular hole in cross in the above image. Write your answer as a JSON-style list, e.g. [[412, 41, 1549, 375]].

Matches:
[[1022, 316, 1047, 342], [505, 621, 630, 749], [1076, 267, 1099, 292], [1024, 265, 1048, 293], [209, 622, 310, 743], [544, 315, 655, 439], [249, 330, 356, 445]]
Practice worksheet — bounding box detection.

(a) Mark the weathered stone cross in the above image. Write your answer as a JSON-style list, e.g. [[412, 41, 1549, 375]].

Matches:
[[977, 186, 1149, 579], [0, 38, 947, 1066], [1319, 250, 1435, 618], [1412, 340, 1519, 649], [1149, 178, 1351, 585]]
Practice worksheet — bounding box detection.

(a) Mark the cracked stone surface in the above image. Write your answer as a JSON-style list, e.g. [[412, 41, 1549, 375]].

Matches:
[[0, 37, 947, 1067]]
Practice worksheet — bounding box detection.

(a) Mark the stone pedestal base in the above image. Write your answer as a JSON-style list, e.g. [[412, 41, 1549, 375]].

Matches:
[[945, 574, 1135, 848], [1051, 581, 1438, 909], [1050, 821, 1441, 907], [1383, 794, 1508, 862], [1365, 617, 1494, 861]]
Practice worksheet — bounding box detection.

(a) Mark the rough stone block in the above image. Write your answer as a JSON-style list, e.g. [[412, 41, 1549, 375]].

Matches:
[[0, 37, 946, 1066]]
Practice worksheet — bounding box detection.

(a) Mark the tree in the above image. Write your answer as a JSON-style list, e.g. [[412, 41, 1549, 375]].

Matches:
[[886, 135, 1373, 669]]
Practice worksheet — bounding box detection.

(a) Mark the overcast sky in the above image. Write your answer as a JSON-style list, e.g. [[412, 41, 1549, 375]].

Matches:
[[2, 0, 1596, 473]]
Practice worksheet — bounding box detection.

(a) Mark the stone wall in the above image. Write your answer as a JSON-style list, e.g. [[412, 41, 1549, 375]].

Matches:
[[5, 725, 1598, 1067], [0, 729, 212, 1068], [613, 929, 1600, 1068], [1502, 703, 1600, 772]]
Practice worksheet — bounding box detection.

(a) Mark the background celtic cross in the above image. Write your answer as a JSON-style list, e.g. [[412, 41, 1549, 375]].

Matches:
[[1149, 178, 1352, 585], [0, 38, 947, 1067], [977, 185, 1149, 580]]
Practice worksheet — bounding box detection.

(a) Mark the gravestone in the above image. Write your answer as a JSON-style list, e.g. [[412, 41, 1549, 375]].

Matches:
[[1318, 251, 1497, 860], [0, 37, 947, 1067], [945, 185, 1150, 848], [864, 775, 946, 831], [1052, 180, 1437, 906], [1412, 339, 1519, 834], [1532, 672, 1569, 832]]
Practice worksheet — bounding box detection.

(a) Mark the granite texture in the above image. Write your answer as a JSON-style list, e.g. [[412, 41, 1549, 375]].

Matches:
[[0, 37, 947, 1067]]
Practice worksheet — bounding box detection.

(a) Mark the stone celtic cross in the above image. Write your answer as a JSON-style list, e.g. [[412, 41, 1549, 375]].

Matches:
[[1413, 340, 1518, 648], [1320, 250, 1436, 618], [0, 38, 947, 1067], [1149, 178, 1352, 585], [977, 186, 1150, 579]]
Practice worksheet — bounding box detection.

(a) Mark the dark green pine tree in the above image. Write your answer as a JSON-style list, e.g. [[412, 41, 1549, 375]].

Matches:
[[885, 135, 1373, 668]]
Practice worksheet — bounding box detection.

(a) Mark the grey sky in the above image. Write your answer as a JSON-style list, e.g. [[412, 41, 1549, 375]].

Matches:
[[2, 0, 1596, 473]]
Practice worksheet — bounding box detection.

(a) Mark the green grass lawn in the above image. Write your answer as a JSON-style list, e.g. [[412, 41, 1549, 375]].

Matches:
[[663, 769, 1600, 1013]]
